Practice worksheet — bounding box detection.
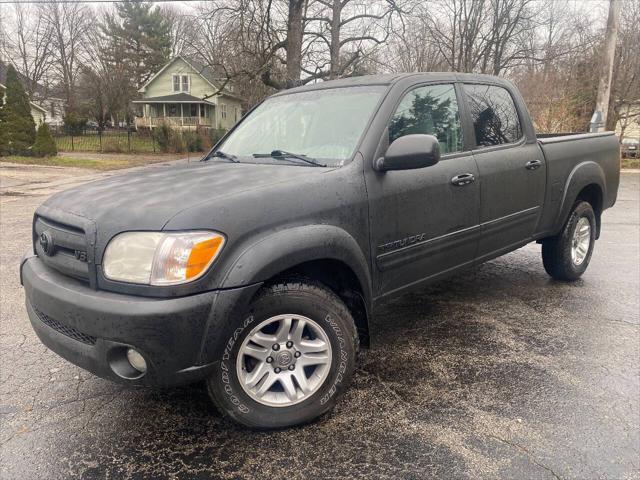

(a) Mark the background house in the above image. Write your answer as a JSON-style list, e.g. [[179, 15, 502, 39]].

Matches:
[[39, 96, 66, 128], [0, 61, 48, 125], [133, 56, 243, 131], [615, 100, 640, 141]]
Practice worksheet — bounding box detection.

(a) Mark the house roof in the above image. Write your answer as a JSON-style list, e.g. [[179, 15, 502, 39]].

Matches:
[[183, 56, 227, 85], [131, 93, 216, 104], [137, 56, 243, 101]]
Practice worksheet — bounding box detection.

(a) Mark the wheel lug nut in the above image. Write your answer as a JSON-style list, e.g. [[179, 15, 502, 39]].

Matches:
[[272, 344, 280, 351], [288, 364, 295, 371], [294, 351, 301, 358], [274, 367, 281, 373], [286, 341, 293, 348], [266, 357, 273, 363]]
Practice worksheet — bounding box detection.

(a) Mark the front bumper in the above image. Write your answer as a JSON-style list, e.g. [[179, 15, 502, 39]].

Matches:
[[21, 255, 261, 386]]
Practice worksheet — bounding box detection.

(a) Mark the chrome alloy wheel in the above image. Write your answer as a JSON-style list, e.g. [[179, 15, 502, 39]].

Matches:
[[236, 315, 332, 407], [571, 217, 591, 266]]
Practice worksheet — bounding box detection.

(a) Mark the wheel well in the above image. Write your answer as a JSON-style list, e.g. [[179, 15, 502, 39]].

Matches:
[[264, 259, 370, 348], [576, 184, 603, 238]]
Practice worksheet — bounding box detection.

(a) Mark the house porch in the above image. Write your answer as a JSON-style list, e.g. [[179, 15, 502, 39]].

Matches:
[[133, 94, 216, 129]]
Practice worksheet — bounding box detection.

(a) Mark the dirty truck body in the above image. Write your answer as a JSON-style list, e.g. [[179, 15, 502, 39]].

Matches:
[[21, 73, 620, 428]]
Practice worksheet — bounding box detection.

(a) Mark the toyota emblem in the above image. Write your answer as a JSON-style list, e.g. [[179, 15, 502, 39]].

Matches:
[[39, 231, 55, 256]]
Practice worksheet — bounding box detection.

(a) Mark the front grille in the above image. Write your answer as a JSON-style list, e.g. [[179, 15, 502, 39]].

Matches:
[[34, 308, 97, 345], [34, 215, 90, 283]]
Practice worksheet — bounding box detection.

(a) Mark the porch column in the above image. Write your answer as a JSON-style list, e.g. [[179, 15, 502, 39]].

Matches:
[[180, 104, 184, 126]]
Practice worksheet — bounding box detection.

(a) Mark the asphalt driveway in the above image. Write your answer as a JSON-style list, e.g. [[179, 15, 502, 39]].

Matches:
[[1, 164, 638, 479]]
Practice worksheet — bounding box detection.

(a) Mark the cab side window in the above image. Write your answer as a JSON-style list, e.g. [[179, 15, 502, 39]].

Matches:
[[389, 84, 463, 154], [463, 84, 522, 147]]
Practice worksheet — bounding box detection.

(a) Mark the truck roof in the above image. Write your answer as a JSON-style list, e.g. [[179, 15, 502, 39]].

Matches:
[[275, 72, 513, 96]]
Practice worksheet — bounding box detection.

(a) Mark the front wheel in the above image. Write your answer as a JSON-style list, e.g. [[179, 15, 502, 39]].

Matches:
[[542, 201, 596, 281], [207, 280, 358, 429]]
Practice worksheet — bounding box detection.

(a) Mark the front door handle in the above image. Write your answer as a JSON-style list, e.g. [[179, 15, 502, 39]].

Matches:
[[451, 173, 476, 186], [525, 159, 543, 170]]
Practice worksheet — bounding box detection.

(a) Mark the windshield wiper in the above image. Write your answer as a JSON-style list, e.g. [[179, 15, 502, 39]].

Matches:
[[253, 150, 326, 167], [204, 150, 239, 163]]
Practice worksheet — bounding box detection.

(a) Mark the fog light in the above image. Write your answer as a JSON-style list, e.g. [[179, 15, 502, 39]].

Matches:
[[126, 348, 147, 373]]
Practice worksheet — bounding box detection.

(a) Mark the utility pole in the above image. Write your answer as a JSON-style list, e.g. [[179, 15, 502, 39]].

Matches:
[[590, 0, 620, 133]]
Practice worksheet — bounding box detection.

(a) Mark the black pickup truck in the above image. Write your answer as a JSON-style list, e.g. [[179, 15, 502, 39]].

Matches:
[[21, 73, 620, 428]]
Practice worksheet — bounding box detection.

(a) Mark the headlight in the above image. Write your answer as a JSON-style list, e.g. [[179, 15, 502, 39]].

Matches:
[[103, 231, 225, 285]]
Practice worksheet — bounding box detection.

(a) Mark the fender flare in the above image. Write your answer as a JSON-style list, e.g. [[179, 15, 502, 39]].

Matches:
[[553, 161, 606, 235], [219, 224, 373, 304]]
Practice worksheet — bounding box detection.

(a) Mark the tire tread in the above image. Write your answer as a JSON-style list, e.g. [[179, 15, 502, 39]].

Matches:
[[542, 201, 595, 281], [207, 278, 359, 429]]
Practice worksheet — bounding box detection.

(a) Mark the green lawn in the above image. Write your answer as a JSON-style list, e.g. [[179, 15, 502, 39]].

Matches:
[[55, 132, 156, 153], [621, 157, 640, 169], [1, 155, 170, 171]]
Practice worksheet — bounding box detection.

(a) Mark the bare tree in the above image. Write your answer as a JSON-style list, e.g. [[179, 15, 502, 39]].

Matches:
[[416, 0, 540, 75], [186, 0, 281, 104], [0, 5, 10, 63], [384, 2, 450, 72], [41, 1, 92, 109], [81, 11, 133, 126], [511, 0, 604, 133], [3, 4, 54, 96], [304, 0, 405, 80], [161, 5, 195, 58]]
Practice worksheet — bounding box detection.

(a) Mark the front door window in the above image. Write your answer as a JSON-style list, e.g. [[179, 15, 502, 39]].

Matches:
[[389, 84, 463, 154]]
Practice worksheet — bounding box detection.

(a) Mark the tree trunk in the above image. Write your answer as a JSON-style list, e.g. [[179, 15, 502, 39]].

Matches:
[[285, 0, 305, 88], [329, 1, 343, 79]]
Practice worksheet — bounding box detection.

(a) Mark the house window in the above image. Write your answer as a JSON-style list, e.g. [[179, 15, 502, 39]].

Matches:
[[172, 74, 190, 93], [190, 104, 197, 117], [221, 104, 227, 119], [200, 104, 206, 117]]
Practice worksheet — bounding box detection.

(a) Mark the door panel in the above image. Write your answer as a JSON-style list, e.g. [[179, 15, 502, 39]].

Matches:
[[368, 155, 480, 296], [473, 143, 545, 255], [463, 84, 546, 256], [365, 83, 480, 298]]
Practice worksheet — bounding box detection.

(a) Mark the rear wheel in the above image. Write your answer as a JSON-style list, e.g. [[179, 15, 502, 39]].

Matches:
[[207, 280, 358, 429], [542, 201, 596, 281]]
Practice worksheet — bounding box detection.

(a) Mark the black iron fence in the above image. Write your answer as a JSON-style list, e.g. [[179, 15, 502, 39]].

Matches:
[[50, 126, 226, 154]]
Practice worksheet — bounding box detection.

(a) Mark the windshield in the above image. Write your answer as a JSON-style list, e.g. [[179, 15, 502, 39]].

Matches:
[[217, 85, 386, 167]]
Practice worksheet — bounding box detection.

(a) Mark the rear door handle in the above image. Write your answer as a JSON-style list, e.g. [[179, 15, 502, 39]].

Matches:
[[525, 159, 543, 170], [451, 173, 475, 186]]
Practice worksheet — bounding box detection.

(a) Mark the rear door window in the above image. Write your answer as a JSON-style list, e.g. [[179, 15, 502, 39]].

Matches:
[[463, 84, 523, 147], [389, 84, 464, 154]]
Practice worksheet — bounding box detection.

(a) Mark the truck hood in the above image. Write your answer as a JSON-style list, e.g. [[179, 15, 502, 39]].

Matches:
[[39, 161, 328, 233]]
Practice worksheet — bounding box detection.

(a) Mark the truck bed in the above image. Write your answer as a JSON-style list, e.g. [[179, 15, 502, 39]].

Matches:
[[535, 131, 620, 236]]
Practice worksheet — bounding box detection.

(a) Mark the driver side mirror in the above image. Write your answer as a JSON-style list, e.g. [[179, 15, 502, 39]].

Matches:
[[375, 134, 441, 172]]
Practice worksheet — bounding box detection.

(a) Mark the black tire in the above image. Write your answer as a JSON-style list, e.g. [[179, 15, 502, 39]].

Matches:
[[542, 201, 596, 281], [206, 280, 358, 429]]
